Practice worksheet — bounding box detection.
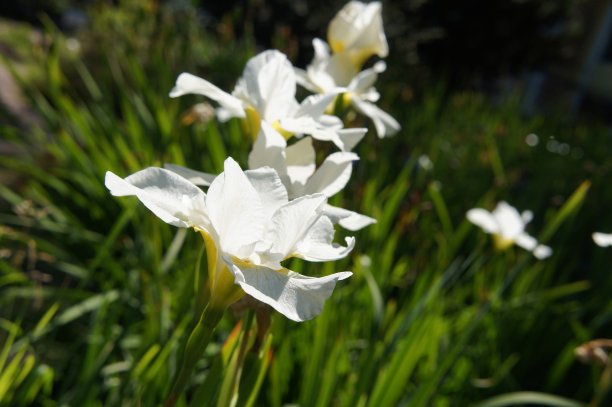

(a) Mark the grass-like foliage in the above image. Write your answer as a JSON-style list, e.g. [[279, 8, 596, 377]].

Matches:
[[1, 1, 612, 406]]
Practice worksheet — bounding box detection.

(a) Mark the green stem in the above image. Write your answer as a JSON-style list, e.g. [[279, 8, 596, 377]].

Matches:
[[164, 304, 225, 407]]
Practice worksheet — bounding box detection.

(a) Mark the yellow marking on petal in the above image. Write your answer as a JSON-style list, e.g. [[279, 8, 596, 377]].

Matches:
[[329, 39, 345, 54], [272, 120, 294, 140], [342, 92, 353, 107], [241, 106, 262, 141], [492, 234, 515, 251]]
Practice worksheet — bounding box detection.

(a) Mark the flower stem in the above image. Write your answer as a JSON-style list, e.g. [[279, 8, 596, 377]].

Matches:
[[164, 304, 225, 407]]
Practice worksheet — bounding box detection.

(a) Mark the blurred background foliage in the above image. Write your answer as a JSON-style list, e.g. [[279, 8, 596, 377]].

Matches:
[[1, 0, 612, 406]]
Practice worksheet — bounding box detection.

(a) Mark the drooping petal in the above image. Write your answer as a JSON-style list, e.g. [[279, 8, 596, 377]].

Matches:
[[533, 244, 553, 259], [302, 152, 359, 197], [351, 97, 400, 138], [334, 127, 368, 152], [347, 61, 386, 93], [593, 232, 612, 247], [264, 194, 328, 262], [515, 232, 538, 251], [294, 215, 355, 261], [323, 204, 377, 231], [244, 167, 289, 220], [294, 92, 343, 120], [105, 168, 208, 229], [466, 208, 499, 234], [225, 257, 352, 322], [207, 158, 265, 257], [163, 164, 216, 186], [248, 121, 288, 178], [169, 72, 246, 119]]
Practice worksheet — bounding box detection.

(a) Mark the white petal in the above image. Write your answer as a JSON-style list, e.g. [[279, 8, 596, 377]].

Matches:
[[533, 244, 553, 259], [285, 136, 316, 190], [226, 258, 351, 321], [244, 167, 289, 220], [303, 152, 359, 197], [163, 164, 216, 186], [323, 204, 377, 231], [347, 61, 386, 93], [466, 208, 499, 234], [521, 210, 534, 224], [236, 50, 296, 123], [248, 121, 288, 176], [207, 158, 264, 256], [328, 1, 388, 58], [294, 67, 320, 93], [169, 72, 245, 119], [492, 201, 525, 239], [351, 97, 400, 138], [295, 216, 355, 261], [105, 168, 207, 228], [593, 232, 612, 247], [265, 194, 328, 261], [295, 92, 342, 119], [515, 233, 538, 251], [333, 127, 367, 152]]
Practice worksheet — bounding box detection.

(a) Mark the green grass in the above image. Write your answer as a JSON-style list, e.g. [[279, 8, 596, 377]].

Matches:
[[2, 1, 612, 406]]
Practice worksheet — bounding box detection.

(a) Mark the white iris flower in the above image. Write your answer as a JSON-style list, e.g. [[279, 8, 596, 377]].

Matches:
[[105, 157, 354, 321], [170, 50, 353, 150], [165, 121, 376, 231], [467, 201, 552, 260]]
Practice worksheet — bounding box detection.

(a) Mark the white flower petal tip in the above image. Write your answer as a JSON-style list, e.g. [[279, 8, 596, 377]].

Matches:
[[163, 164, 216, 186], [593, 232, 612, 247], [533, 245, 553, 260], [227, 259, 352, 321]]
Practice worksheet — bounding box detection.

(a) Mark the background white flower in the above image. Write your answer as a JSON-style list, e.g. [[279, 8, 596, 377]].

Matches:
[[106, 157, 354, 321], [467, 201, 552, 259]]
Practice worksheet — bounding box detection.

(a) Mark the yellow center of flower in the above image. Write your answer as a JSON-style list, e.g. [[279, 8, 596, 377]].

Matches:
[[197, 229, 244, 310], [492, 234, 515, 251], [242, 106, 262, 141], [271, 120, 294, 140]]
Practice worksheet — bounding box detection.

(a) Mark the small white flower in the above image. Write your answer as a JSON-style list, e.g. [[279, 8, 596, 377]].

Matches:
[[106, 157, 354, 321], [170, 50, 351, 149], [165, 121, 376, 231], [593, 232, 612, 247], [467, 201, 552, 259], [327, 1, 388, 68]]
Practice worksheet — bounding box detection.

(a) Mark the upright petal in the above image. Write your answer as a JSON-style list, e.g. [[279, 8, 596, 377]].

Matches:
[[235, 50, 296, 123], [244, 167, 289, 220], [285, 136, 316, 191], [347, 61, 386, 93], [248, 121, 288, 178], [105, 168, 208, 228], [207, 158, 265, 256], [170, 73, 246, 119], [226, 258, 351, 322], [492, 201, 525, 239]]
